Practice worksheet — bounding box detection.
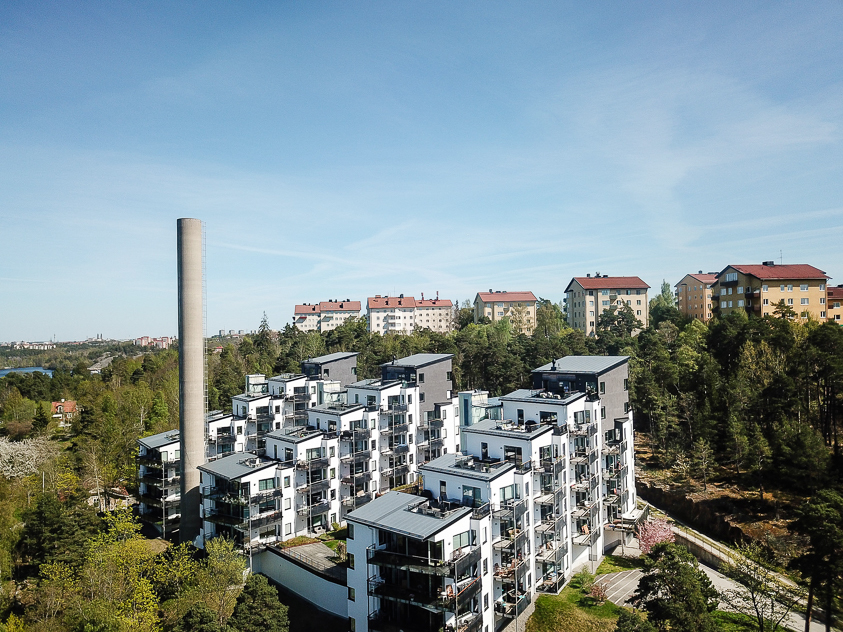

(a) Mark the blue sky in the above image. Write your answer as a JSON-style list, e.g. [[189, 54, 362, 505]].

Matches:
[[1, 2, 842, 342]]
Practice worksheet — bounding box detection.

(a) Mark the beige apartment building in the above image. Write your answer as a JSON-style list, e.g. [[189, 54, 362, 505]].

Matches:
[[473, 290, 538, 334], [675, 272, 717, 321], [711, 262, 830, 320], [565, 275, 650, 336], [828, 285, 843, 324], [293, 300, 362, 332]]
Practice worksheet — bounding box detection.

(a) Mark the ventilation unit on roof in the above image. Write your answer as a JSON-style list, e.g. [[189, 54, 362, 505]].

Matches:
[[763, 261, 775, 266]]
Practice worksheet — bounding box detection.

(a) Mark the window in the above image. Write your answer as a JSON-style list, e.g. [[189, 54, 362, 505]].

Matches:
[[349, 619, 356, 632], [330, 467, 336, 479], [636, 310, 641, 316], [284, 476, 290, 488], [601, 289, 609, 295], [762, 285, 768, 292], [484, 593, 489, 611], [728, 288, 733, 295], [602, 300, 609, 306], [601, 407, 606, 419], [819, 284, 826, 291], [738, 300, 744, 307], [637, 300, 641, 305], [788, 285, 793, 292], [623, 378, 628, 391], [418, 373, 425, 383], [419, 393, 425, 402], [725, 272, 738, 282], [284, 498, 291, 510], [348, 553, 354, 569], [780, 285, 785, 292], [738, 286, 744, 294], [259, 478, 275, 491], [801, 298, 809, 305], [285, 523, 292, 535], [801, 284, 809, 291], [820, 298, 826, 304], [821, 311, 826, 318], [763, 299, 769, 305], [348, 523, 354, 540], [624, 402, 630, 413], [787, 299, 794, 305], [483, 559, 488, 574], [348, 587, 355, 601], [599, 381, 605, 394], [728, 301, 733, 308]]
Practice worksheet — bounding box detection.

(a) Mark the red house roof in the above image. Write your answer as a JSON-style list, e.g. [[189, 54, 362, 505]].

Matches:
[[319, 301, 361, 312], [723, 264, 829, 281], [566, 277, 650, 292], [294, 304, 320, 315], [476, 291, 537, 303], [417, 298, 453, 307], [827, 286, 843, 300], [51, 400, 78, 415], [684, 273, 718, 285], [368, 296, 417, 309]]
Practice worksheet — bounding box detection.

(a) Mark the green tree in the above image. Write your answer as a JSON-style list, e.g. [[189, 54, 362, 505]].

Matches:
[[720, 541, 804, 632], [615, 610, 657, 632], [32, 402, 49, 433], [227, 573, 289, 632], [173, 602, 227, 632], [631, 542, 719, 632]]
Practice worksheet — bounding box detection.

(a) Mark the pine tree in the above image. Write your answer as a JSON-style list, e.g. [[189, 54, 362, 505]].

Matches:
[[227, 573, 289, 632]]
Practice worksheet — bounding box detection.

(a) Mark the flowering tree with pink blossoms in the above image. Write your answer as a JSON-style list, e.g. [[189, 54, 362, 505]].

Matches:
[[638, 518, 675, 554]]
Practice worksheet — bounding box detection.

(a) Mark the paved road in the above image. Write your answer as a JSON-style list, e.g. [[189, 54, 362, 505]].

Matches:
[[596, 565, 828, 632]]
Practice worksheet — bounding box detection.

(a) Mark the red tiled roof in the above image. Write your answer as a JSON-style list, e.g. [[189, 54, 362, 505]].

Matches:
[[476, 291, 537, 303], [319, 301, 361, 312], [827, 286, 843, 299], [368, 296, 417, 309], [566, 277, 650, 291], [294, 304, 320, 315], [51, 400, 77, 414], [417, 299, 453, 307], [685, 273, 718, 284], [724, 264, 829, 281]]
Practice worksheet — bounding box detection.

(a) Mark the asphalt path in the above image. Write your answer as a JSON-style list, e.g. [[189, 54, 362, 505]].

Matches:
[[595, 565, 829, 632]]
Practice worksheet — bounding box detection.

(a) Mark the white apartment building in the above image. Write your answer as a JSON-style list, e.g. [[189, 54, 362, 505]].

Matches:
[[367, 295, 454, 334], [565, 275, 650, 336], [138, 430, 182, 538], [294, 300, 362, 332], [188, 353, 461, 552], [346, 356, 638, 632]]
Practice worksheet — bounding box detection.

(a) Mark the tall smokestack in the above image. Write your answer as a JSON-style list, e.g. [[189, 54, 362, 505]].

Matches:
[[177, 218, 205, 544]]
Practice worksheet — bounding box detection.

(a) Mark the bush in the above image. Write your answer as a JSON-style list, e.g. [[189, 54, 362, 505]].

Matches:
[[574, 568, 595, 592], [590, 583, 608, 604]]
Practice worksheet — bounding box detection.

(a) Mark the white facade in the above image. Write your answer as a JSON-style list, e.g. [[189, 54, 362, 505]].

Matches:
[[366, 295, 454, 334], [138, 430, 181, 538]]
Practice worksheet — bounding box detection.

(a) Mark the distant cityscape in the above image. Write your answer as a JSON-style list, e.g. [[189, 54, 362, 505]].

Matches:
[[4, 261, 841, 350]]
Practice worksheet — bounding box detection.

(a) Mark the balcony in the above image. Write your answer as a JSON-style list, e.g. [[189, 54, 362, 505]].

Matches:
[[572, 528, 600, 547], [381, 422, 409, 435], [429, 437, 445, 448], [571, 423, 597, 437], [380, 443, 410, 456], [367, 578, 443, 611], [387, 403, 408, 413], [296, 499, 330, 516], [341, 471, 371, 485], [297, 478, 331, 494], [340, 450, 372, 464], [212, 434, 237, 445], [540, 457, 564, 476], [341, 492, 374, 510], [418, 418, 445, 430], [296, 457, 330, 470], [340, 427, 371, 441], [537, 573, 567, 594], [493, 498, 526, 523], [535, 542, 567, 564]]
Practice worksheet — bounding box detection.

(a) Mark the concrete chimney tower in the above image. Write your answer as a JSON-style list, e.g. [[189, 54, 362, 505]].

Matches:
[[177, 218, 205, 544]]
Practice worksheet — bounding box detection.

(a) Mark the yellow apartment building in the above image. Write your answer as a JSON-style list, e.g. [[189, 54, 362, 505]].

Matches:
[[712, 262, 830, 320], [827, 285, 843, 324], [564, 275, 650, 336], [675, 272, 717, 321], [473, 290, 538, 334]]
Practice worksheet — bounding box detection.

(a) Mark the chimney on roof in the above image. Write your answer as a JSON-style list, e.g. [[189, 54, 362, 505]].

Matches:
[[699, 270, 703, 274], [586, 274, 591, 278], [436, 291, 439, 300], [489, 289, 493, 293], [596, 272, 600, 277], [399, 294, 404, 299], [763, 261, 775, 266], [421, 292, 424, 300]]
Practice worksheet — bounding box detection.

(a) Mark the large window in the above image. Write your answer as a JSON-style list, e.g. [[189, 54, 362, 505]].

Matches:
[[453, 530, 475, 550], [259, 478, 275, 491]]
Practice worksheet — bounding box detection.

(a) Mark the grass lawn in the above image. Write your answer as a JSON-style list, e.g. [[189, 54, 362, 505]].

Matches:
[[595, 555, 644, 575], [526, 586, 625, 632]]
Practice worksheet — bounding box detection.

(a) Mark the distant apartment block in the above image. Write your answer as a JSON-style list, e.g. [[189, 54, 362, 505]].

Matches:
[[134, 336, 172, 349], [828, 285, 843, 323], [565, 275, 650, 336], [12, 341, 56, 350], [473, 290, 538, 334], [367, 295, 454, 334], [675, 272, 717, 321], [712, 262, 830, 320], [293, 300, 362, 333]]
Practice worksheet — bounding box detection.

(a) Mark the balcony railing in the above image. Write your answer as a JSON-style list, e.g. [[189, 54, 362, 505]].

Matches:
[[296, 457, 330, 470], [419, 418, 445, 430], [297, 478, 331, 494], [381, 422, 409, 435], [380, 443, 410, 456], [540, 457, 564, 476], [296, 499, 330, 516], [341, 492, 374, 510], [341, 471, 371, 485], [340, 427, 371, 441], [340, 450, 372, 464]]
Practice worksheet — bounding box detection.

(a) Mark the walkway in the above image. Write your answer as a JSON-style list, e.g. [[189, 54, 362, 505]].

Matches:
[[595, 561, 828, 632]]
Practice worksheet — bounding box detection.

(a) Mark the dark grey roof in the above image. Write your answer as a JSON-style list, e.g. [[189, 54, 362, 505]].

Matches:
[[532, 355, 628, 375], [347, 491, 471, 540], [139, 429, 180, 450], [463, 418, 553, 441], [309, 403, 365, 416], [265, 427, 324, 443], [381, 353, 453, 368], [499, 389, 585, 405], [420, 453, 515, 482], [268, 373, 306, 382], [198, 453, 278, 481], [306, 352, 359, 364], [349, 379, 395, 391]]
